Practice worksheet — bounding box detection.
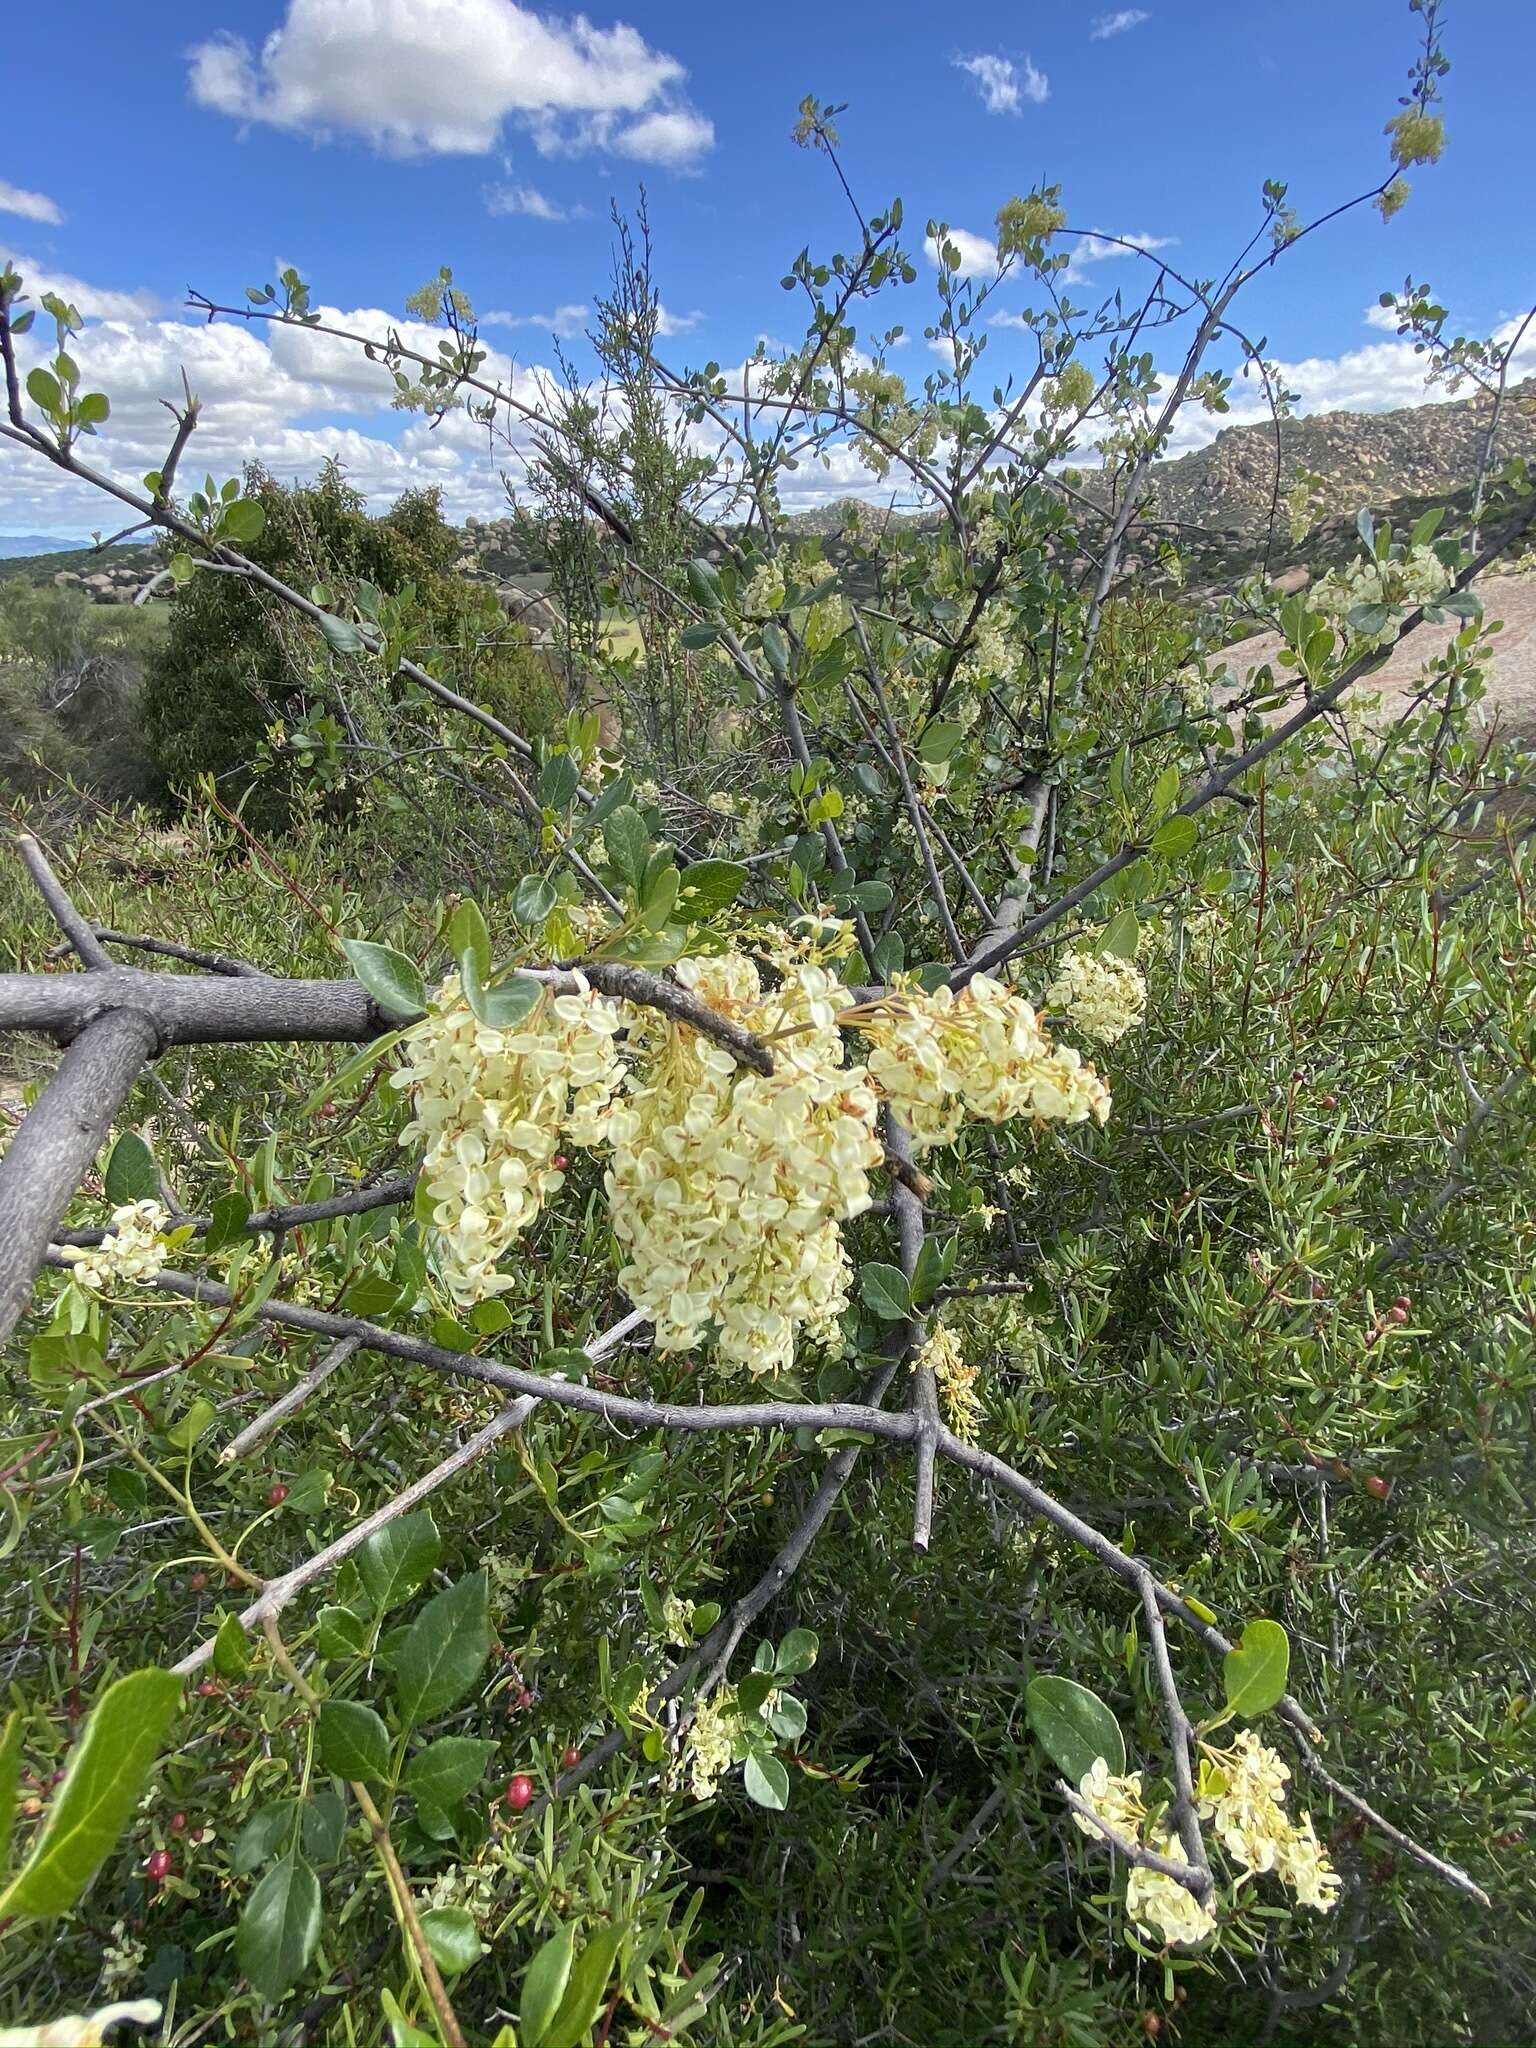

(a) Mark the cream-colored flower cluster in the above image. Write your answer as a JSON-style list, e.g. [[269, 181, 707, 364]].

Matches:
[[1044, 948, 1147, 1045], [605, 954, 883, 1377], [859, 975, 1111, 1152], [915, 1318, 981, 1440], [58, 1201, 170, 1293], [1072, 1733, 1341, 1950], [392, 973, 625, 1306], [741, 549, 790, 616], [1199, 1731, 1341, 1912], [687, 1687, 742, 1801], [1073, 1759, 1218, 1947], [1312, 544, 1452, 649]]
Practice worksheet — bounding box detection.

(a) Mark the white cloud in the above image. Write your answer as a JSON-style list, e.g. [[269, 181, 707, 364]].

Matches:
[[187, 0, 712, 164], [611, 107, 714, 167], [1065, 229, 1177, 283], [1365, 300, 1402, 332], [924, 228, 999, 277], [483, 302, 589, 337], [655, 302, 703, 337], [7, 255, 160, 322], [953, 52, 1047, 114], [1091, 10, 1150, 39], [484, 181, 579, 220], [0, 180, 63, 226]]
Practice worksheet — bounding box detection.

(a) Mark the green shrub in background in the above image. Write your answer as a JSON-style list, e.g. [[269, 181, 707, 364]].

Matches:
[[141, 461, 562, 827]]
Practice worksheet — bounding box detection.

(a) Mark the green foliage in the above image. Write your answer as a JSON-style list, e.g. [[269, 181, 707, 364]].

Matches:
[[141, 462, 562, 828]]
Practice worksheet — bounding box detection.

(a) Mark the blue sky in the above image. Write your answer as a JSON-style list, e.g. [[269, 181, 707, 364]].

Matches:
[[3, 0, 1533, 537]]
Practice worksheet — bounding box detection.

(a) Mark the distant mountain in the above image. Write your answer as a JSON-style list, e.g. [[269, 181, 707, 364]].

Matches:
[[0, 534, 94, 559]]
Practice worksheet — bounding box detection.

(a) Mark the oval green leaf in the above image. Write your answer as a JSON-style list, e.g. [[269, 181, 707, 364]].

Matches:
[[1223, 1619, 1290, 1719], [1024, 1674, 1125, 1787], [394, 1572, 491, 1729], [235, 1850, 322, 2000], [315, 1700, 389, 1780], [743, 1749, 790, 1810], [0, 1668, 181, 1921], [339, 939, 424, 1021]]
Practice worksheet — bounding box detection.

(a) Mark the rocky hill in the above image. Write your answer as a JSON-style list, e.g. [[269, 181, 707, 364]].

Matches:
[[1127, 378, 1536, 540]]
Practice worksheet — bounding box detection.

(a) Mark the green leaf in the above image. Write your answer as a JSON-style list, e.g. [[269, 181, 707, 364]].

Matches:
[[315, 1700, 389, 1780], [340, 939, 425, 1021], [639, 863, 679, 932], [75, 390, 110, 426], [213, 1611, 251, 1678], [1151, 815, 1197, 861], [761, 621, 790, 677], [317, 612, 367, 656], [382, 1988, 440, 2048], [538, 753, 580, 810], [103, 1132, 158, 1205], [1098, 908, 1141, 961], [767, 1694, 808, 1741], [513, 876, 558, 926], [916, 720, 965, 767], [301, 1789, 347, 1864], [394, 1572, 491, 1729], [1223, 1619, 1290, 1719], [543, 1928, 623, 2048], [685, 557, 723, 609], [232, 1801, 296, 1876], [26, 367, 61, 413], [602, 805, 651, 889], [743, 1750, 790, 1810], [447, 899, 491, 986], [404, 1736, 497, 1809], [677, 860, 749, 916], [775, 1628, 819, 1676], [316, 1606, 369, 1660], [236, 1849, 322, 2000], [470, 972, 543, 1030], [220, 499, 266, 545], [859, 1262, 912, 1322], [1024, 1675, 1125, 1787], [421, 1905, 483, 1976], [205, 1192, 252, 1254], [166, 1398, 215, 1454], [521, 1924, 576, 2048], [0, 1710, 24, 1872], [0, 1669, 181, 1920], [679, 621, 721, 649]]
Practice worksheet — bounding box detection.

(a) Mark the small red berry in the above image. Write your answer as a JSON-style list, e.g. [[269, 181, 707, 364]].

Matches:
[[510, 1687, 533, 1713], [1388, 1304, 1408, 1323], [189, 1571, 209, 1592], [197, 1679, 221, 1698], [319, 1103, 336, 1119], [169, 1812, 188, 1836], [1320, 1093, 1338, 1110], [146, 1849, 173, 1883], [561, 1745, 582, 1770], [505, 1774, 534, 1811], [1394, 1295, 1411, 1312], [266, 1483, 289, 1507], [1365, 1475, 1392, 1500], [551, 1154, 569, 1172], [1311, 1278, 1328, 1300]]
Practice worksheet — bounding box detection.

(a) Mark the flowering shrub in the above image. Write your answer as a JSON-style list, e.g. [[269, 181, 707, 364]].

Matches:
[[55, 1201, 170, 1292]]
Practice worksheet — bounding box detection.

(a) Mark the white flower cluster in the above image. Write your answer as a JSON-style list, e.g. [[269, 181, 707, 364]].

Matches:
[[1072, 1733, 1341, 1949], [606, 954, 882, 1377], [741, 549, 790, 616], [1073, 1759, 1218, 1947], [57, 1201, 170, 1294], [859, 975, 1111, 1152], [955, 604, 1024, 692], [395, 950, 1110, 1373], [914, 1319, 980, 1440], [687, 1687, 742, 1801], [1044, 948, 1147, 1045], [1199, 1731, 1341, 1912], [1312, 543, 1452, 649], [392, 973, 625, 1306]]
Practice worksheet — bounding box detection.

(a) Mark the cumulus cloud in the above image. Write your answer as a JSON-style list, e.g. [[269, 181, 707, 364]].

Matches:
[[924, 227, 1000, 277], [7, 255, 160, 322], [1365, 300, 1403, 332], [1064, 229, 1177, 283], [655, 302, 703, 337], [482, 303, 589, 337], [0, 180, 63, 226], [188, 0, 712, 164], [1091, 10, 1149, 39], [484, 181, 580, 220], [953, 52, 1048, 114]]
